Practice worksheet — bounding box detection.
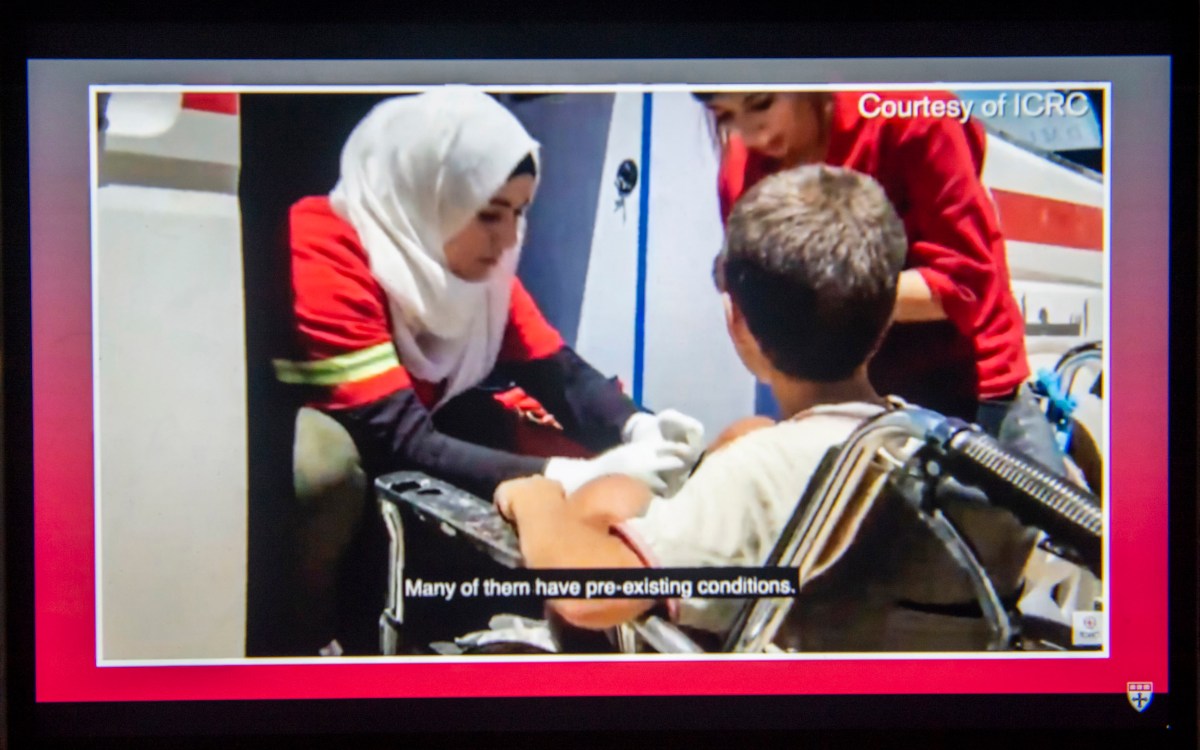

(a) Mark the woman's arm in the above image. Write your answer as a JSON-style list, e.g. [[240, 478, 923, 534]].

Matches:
[[894, 268, 948, 323], [329, 388, 547, 500], [891, 115, 1007, 334], [499, 347, 641, 451], [495, 279, 640, 451]]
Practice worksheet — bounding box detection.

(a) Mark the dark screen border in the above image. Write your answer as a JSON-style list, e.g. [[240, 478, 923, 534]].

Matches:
[[4, 9, 1197, 749]]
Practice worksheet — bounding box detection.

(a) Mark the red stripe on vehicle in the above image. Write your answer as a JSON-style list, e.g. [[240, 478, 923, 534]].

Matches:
[[181, 93, 239, 115], [991, 188, 1103, 251]]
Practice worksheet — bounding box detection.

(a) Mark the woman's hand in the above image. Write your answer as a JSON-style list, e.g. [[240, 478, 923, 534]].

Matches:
[[543, 440, 692, 495], [622, 410, 705, 496], [623, 409, 705, 453]]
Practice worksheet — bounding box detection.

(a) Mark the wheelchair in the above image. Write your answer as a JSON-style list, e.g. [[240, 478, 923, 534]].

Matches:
[[1018, 341, 1104, 648], [1055, 341, 1104, 493], [376, 404, 1102, 656]]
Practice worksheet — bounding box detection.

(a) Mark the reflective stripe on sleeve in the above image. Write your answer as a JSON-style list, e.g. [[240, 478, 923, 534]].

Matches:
[[273, 342, 400, 386]]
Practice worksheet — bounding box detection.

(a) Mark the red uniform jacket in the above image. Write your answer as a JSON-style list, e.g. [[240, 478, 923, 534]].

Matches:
[[282, 196, 566, 411], [276, 196, 636, 496]]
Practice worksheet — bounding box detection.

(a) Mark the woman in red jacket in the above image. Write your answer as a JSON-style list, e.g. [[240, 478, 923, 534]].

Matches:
[[694, 90, 1054, 449], [274, 88, 702, 654]]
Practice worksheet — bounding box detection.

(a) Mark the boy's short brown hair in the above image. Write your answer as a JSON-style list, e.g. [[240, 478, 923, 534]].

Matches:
[[714, 164, 907, 382]]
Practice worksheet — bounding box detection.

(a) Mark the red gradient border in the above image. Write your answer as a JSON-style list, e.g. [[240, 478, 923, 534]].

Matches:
[[32, 90, 1167, 704]]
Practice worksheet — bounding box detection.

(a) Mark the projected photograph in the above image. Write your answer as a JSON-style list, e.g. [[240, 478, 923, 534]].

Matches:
[[89, 84, 1107, 664]]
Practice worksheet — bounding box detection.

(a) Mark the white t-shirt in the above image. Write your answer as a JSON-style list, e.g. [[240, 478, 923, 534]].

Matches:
[[618, 401, 886, 634]]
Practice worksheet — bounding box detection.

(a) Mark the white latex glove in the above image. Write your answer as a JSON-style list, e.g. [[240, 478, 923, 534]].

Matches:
[[622, 410, 706, 496], [623, 409, 705, 456], [544, 440, 691, 496]]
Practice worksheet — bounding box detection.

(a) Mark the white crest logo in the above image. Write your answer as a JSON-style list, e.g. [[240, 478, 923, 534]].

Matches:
[[1127, 682, 1153, 713]]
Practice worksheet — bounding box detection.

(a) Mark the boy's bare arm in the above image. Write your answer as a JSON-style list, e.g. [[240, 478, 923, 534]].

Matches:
[[497, 476, 655, 629], [569, 474, 654, 526], [708, 416, 776, 454], [496, 415, 779, 629]]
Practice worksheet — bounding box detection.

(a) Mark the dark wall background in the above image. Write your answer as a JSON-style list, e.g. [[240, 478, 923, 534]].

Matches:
[[240, 93, 396, 655]]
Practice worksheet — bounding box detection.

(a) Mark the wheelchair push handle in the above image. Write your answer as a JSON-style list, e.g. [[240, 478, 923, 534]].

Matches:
[[935, 426, 1102, 578]]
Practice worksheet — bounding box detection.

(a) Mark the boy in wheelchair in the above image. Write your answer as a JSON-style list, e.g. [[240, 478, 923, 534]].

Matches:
[[492, 164, 1054, 650]]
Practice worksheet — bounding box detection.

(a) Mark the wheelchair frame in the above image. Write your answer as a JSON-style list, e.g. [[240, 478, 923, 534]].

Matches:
[[376, 406, 1102, 656]]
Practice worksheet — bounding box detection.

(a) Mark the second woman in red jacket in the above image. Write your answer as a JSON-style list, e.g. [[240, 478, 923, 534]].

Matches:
[[695, 90, 1045, 444]]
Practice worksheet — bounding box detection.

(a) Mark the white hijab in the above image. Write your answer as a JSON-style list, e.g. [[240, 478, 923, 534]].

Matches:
[[329, 87, 540, 409]]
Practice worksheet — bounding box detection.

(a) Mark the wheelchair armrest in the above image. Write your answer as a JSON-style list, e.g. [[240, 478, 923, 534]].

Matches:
[[376, 471, 522, 569]]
